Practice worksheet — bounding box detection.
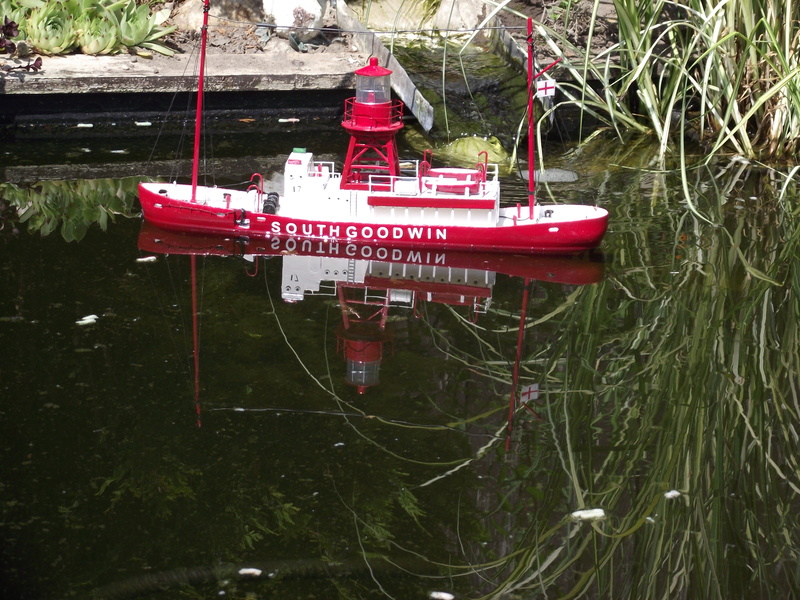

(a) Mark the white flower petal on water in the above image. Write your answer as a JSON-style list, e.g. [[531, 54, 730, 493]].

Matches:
[[664, 490, 681, 499], [136, 256, 157, 263], [571, 508, 606, 521], [430, 592, 455, 600], [238, 567, 262, 577], [76, 314, 99, 326]]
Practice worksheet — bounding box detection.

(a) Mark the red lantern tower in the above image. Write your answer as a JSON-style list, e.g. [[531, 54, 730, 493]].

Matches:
[[334, 284, 394, 395], [341, 57, 405, 190]]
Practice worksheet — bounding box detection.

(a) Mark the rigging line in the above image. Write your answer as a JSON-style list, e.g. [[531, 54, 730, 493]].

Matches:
[[171, 85, 199, 183], [148, 34, 202, 169], [207, 15, 527, 35], [139, 253, 193, 384], [168, 254, 195, 377], [206, 405, 496, 438], [262, 258, 339, 399], [321, 305, 334, 392]]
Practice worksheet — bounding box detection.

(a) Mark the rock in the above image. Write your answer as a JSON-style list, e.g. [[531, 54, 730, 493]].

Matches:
[[263, 0, 327, 42], [14, 39, 31, 58], [439, 135, 509, 165], [348, 0, 488, 33], [171, 0, 265, 33], [429, 0, 489, 31]]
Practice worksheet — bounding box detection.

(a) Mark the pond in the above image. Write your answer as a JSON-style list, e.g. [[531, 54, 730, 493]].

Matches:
[[2, 117, 800, 599]]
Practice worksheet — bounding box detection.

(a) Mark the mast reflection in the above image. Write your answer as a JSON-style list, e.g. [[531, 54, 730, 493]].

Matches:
[[138, 223, 605, 400]]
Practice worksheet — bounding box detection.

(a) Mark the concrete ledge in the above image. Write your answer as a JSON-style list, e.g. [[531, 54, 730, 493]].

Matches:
[[0, 6, 435, 133], [0, 51, 360, 95]]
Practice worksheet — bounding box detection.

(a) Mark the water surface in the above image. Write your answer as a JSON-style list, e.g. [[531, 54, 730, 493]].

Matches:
[[2, 127, 799, 599]]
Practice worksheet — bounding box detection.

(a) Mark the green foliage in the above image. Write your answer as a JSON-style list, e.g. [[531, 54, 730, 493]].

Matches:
[[23, 1, 76, 55], [95, 458, 202, 519], [76, 12, 118, 55], [428, 145, 800, 598], [0, 177, 140, 241], [225, 486, 302, 551], [531, 0, 800, 159], [395, 486, 425, 526], [1, 0, 175, 56]]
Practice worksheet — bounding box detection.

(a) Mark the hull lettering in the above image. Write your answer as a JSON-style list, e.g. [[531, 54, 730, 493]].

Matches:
[[267, 221, 447, 242]]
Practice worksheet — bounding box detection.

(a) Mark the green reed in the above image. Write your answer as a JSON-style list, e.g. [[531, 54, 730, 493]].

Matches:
[[428, 153, 800, 598], [532, 0, 800, 160]]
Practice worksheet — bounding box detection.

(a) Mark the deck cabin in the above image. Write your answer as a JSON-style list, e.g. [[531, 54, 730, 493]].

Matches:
[[282, 149, 501, 226]]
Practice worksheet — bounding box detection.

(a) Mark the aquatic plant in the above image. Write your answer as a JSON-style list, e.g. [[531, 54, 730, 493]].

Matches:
[[0, 177, 140, 241], [533, 0, 800, 159], [414, 152, 800, 598]]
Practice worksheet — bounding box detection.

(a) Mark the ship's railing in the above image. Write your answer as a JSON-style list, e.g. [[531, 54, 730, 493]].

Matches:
[[342, 98, 405, 130], [483, 162, 500, 181], [365, 170, 499, 197], [365, 174, 417, 194], [308, 160, 338, 177]]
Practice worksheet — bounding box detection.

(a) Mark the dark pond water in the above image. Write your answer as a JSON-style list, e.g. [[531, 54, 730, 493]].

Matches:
[[2, 120, 800, 600]]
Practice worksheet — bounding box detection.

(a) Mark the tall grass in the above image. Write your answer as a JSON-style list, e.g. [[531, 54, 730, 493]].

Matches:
[[532, 0, 800, 160], [415, 152, 800, 598]]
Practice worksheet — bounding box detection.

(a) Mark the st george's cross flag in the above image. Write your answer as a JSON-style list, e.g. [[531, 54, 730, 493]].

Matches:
[[536, 79, 556, 98], [520, 383, 540, 403]]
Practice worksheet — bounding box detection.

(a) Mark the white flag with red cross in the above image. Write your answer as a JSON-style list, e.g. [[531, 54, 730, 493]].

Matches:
[[536, 79, 557, 98], [520, 383, 540, 403]]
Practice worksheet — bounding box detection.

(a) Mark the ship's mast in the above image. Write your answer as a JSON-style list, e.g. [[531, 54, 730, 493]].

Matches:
[[526, 18, 561, 219], [191, 0, 211, 202]]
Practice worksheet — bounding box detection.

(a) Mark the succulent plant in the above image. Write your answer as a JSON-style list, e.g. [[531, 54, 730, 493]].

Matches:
[[0, 0, 30, 25], [1, 15, 18, 53], [2, 0, 175, 57], [24, 2, 76, 55], [75, 14, 119, 55], [105, 0, 176, 56]]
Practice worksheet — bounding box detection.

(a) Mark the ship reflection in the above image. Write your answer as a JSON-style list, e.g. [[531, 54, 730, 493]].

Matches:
[[138, 223, 605, 396]]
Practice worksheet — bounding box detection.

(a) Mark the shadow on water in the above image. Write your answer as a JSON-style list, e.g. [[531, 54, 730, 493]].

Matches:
[[2, 128, 800, 599]]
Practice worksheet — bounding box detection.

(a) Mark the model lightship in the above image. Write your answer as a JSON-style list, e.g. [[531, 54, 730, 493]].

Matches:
[[138, 5, 607, 255]]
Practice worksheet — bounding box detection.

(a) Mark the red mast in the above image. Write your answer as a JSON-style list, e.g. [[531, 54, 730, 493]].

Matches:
[[527, 19, 536, 219], [191, 0, 211, 202], [526, 18, 561, 219]]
